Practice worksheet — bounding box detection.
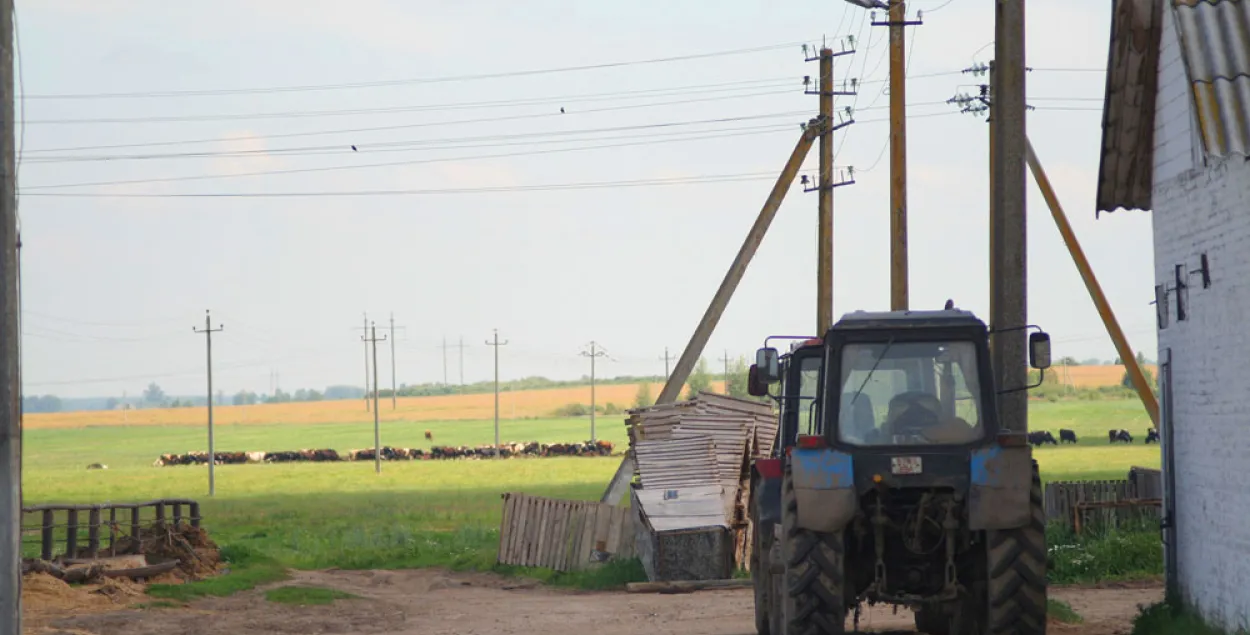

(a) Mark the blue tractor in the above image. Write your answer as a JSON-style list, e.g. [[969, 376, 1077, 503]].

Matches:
[[747, 308, 1052, 635]]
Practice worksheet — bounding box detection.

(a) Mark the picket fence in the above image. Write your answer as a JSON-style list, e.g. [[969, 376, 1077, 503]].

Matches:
[[496, 492, 635, 572]]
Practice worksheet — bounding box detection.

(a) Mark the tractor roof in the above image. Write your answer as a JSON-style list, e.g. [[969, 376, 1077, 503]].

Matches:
[[830, 309, 987, 331]]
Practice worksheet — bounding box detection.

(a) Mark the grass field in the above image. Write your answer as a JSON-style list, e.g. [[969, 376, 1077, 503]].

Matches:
[[20, 397, 1161, 583]]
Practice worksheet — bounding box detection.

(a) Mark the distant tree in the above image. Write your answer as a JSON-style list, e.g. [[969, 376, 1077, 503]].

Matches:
[[22, 395, 62, 413], [633, 383, 653, 409], [143, 382, 166, 405], [104, 397, 119, 411], [1135, 351, 1148, 365], [1057, 356, 1080, 366], [1123, 367, 1156, 390], [685, 358, 712, 400], [232, 390, 259, 406], [266, 389, 291, 404], [725, 356, 750, 399], [1080, 358, 1102, 366], [323, 385, 365, 400]]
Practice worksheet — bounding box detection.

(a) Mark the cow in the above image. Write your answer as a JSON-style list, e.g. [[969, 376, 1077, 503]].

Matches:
[[1028, 431, 1057, 446], [424, 430, 433, 443], [246, 451, 266, 464], [1116, 429, 1134, 444], [1145, 428, 1160, 444], [86, 463, 108, 470], [1059, 429, 1078, 444]]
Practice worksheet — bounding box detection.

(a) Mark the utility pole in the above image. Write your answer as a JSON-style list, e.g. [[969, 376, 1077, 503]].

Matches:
[[885, 2, 920, 311], [362, 323, 386, 474], [193, 311, 224, 497], [388, 313, 404, 409], [361, 313, 370, 412], [659, 347, 672, 380], [1, 1, 22, 628], [992, 0, 1028, 431], [458, 336, 465, 390], [485, 330, 508, 452], [722, 350, 732, 394], [804, 43, 855, 333], [441, 336, 449, 385], [580, 342, 608, 443]]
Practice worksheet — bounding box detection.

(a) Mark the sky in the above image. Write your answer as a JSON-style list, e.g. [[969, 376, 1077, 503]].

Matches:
[[14, 0, 1156, 399]]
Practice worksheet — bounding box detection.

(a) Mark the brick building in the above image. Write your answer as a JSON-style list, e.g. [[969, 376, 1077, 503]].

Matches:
[[1096, 0, 1250, 629]]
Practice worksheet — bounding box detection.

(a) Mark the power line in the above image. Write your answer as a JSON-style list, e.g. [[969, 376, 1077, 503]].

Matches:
[[18, 39, 812, 100]]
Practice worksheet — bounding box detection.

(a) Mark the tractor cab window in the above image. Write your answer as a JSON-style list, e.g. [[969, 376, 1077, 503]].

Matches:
[[781, 353, 823, 443], [835, 340, 984, 446]]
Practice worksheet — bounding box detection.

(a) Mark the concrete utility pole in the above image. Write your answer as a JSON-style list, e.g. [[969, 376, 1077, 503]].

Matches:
[[659, 347, 672, 380], [362, 323, 386, 473], [193, 311, 224, 497], [805, 43, 855, 332], [991, 0, 1028, 431], [1, 1, 22, 628], [458, 336, 465, 390], [388, 313, 404, 410], [722, 350, 732, 394], [441, 336, 449, 385], [580, 342, 608, 443], [485, 330, 508, 452]]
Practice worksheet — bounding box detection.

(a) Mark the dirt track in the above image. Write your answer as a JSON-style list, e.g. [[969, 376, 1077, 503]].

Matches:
[[31, 569, 1162, 635]]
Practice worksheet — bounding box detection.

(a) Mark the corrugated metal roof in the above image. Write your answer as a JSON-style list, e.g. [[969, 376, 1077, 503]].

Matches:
[[1174, 0, 1250, 159], [1095, 0, 1163, 215], [1097, 0, 1250, 215]]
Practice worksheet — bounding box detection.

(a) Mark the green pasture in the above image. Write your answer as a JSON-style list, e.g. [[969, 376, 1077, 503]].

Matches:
[[20, 399, 1160, 582]]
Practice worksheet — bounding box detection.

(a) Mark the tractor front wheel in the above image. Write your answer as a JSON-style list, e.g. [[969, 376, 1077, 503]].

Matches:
[[984, 460, 1048, 635], [782, 471, 846, 635]]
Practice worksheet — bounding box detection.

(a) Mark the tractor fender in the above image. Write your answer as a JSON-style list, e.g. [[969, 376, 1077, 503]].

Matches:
[[789, 448, 858, 533], [968, 445, 1034, 530], [753, 459, 785, 525]]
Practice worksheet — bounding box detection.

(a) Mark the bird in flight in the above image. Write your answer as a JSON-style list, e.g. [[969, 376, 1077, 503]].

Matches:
[[351, 145, 358, 151], [560, 107, 565, 114]]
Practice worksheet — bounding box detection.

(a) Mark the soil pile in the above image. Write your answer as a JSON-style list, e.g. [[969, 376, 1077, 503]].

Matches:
[[113, 522, 222, 579]]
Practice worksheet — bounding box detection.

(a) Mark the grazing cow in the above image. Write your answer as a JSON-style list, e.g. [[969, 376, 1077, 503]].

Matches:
[[1116, 429, 1133, 444], [86, 463, 108, 470], [1059, 429, 1077, 444], [1027, 431, 1057, 446], [425, 430, 433, 442], [1145, 428, 1160, 444]]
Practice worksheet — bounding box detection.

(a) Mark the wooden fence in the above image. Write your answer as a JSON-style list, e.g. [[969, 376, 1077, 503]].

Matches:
[[21, 498, 201, 561], [497, 492, 635, 572], [1044, 467, 1162, 533]]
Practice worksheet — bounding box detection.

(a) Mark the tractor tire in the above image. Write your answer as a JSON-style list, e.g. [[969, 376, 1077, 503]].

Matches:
[[914, 607, 949, 635], [751, 481, 773, 635], [984, 460, 1048, 635], [782, 471, 846, 635]]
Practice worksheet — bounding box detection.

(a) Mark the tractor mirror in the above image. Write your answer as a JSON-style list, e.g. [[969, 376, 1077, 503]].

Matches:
[[1029, 332, 1052, 370], [756, 347, 781, 383], [747, 365, 769, 397]]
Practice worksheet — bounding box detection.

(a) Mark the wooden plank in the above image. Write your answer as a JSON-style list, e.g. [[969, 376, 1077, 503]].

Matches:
[[532, 498, 551, 568], [605, 506, 624, 557], [567, 502, 586, 572], [548, 500, 568, 571], [577, 504, 600, 570], [497, 494, 515, 563], [519, 496, 537, 567]]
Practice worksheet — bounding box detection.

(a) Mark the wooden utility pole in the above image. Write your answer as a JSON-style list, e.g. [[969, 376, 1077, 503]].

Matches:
[[889, 0, 910, 311], [817, 47, 835, 332], [361, 313, 370, 412], [1, 0, 21, 628], [193, 311, 224, 497], [991, 0, 1028, 431], [486, 330, 508, 453], [388, 313, 404, 409], [362, 323, 386, 473], [602, 120, 822, 504], [1024, 137, 1160, 426], [581, 342, 608, 443]]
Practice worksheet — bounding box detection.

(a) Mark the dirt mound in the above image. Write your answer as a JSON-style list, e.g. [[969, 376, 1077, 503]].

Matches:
[[113, 522, 221, 579], [21, 572, 113, 613]]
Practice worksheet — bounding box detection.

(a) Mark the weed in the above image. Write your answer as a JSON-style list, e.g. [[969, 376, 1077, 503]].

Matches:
[[146, 545, 287, 601], [265, 586, 356, 606], [1047, 599, 1083, 624]]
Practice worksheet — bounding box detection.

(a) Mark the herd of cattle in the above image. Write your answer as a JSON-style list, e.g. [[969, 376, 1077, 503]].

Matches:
[[1026, 428, 1160, 446], [151, 440, 617, 466]]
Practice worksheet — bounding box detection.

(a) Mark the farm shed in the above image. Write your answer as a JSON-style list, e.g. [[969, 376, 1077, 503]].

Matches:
[[1097, 0, 1250, 629]]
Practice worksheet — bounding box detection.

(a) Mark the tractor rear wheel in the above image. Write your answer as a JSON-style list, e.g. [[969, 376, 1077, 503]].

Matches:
[[751, 480, 773, 635], [984, 460, 1047, 635], [782, 471, 846, 635]]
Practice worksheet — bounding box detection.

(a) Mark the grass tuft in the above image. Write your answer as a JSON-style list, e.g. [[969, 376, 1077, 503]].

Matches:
[[1046, 520, 1163, 585], [146, 545, 288, 602], [264, 585, 356, 606], [1132, 601, 1250, 635], [1047, 599, 1084, 624]]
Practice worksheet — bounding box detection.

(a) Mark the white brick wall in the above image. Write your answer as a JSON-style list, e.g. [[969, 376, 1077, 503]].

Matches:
[[1152, 20, 1250, 622]]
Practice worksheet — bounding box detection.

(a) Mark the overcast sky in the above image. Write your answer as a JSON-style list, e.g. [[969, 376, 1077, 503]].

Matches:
[[15, 0, 1155, 399]]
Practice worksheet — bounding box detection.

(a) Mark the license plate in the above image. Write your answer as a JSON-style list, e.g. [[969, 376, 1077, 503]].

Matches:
[[891, 456, 923, 475]]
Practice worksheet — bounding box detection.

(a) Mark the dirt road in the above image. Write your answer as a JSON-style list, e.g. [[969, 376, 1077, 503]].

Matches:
[[34, 569, 1161, 635]]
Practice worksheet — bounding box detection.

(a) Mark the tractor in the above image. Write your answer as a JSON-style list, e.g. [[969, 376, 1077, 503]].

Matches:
[[747, 308, 1052, 635]]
